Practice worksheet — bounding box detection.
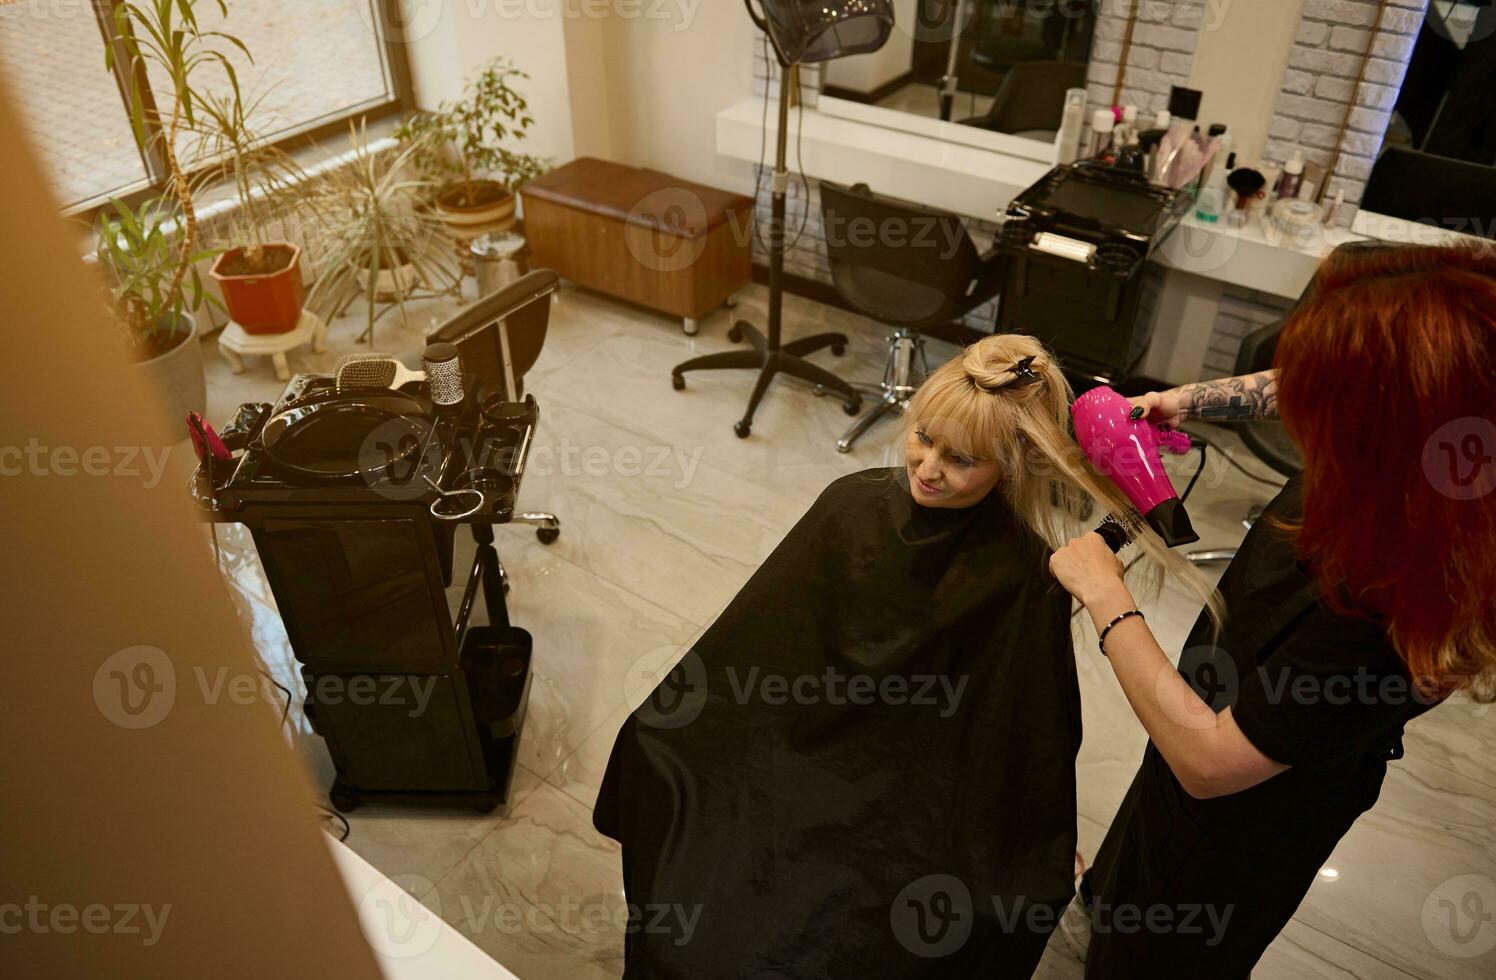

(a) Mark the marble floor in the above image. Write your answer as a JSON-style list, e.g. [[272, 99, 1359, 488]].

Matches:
[[205, 279, 1496, 979]]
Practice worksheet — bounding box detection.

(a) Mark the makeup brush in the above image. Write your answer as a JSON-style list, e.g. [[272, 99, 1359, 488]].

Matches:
[[1226, 168, 1266, 209], [334, 352, 426, 392]]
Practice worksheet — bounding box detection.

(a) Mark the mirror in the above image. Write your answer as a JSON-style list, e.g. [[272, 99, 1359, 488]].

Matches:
[[815, 0, 1096, 150], [1385, 1, 1496, 164]]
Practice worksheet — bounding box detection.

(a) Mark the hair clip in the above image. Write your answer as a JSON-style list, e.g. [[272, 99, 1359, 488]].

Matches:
[[1006, 355, 1043, 388]]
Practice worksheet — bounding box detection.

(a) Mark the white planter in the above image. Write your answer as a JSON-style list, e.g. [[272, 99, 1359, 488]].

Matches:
[[357, 261, 421, 301], [134, 312, 205, 433]]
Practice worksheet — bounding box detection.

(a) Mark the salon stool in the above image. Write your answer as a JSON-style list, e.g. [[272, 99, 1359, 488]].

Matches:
[[816, 181, 1005, 452]]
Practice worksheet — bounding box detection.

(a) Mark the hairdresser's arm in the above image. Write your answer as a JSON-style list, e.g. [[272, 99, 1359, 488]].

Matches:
[[1049, 534, 1290, 799], [1132, 369, 1279, 426]]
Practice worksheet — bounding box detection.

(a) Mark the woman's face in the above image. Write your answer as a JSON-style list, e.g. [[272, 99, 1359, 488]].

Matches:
[[905, 423, 1002, 509]]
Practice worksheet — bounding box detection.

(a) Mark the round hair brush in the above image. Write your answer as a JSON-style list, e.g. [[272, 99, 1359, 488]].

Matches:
[[334, 352, 426, 393]]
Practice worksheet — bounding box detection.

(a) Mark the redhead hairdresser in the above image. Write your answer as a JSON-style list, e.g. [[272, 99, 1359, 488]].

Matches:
[[1050, 242, 1496, 977]]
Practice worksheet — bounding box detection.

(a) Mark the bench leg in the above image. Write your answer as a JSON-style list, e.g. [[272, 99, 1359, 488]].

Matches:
[[683, 317, 699, 336]]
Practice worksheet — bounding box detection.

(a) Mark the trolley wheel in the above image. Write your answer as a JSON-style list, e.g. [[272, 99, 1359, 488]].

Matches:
[[728, 324, 744, 344], [843, 399, 862, 416], [831, 343, 846, 357], [671, 373, 686, 391], [329, 791, 361, 814], [536, 527, 560, 545], [734, 421, 752, 439]]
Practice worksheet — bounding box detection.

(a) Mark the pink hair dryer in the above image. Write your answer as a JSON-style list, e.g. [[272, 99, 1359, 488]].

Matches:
[[1071, 385, 1199, 551]]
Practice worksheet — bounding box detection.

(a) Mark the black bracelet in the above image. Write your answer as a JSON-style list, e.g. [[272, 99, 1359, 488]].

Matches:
[[1098, 609, 1145, 656]]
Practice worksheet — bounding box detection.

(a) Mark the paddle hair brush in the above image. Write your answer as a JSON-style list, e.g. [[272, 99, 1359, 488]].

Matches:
[[334, 352, 426, 392]]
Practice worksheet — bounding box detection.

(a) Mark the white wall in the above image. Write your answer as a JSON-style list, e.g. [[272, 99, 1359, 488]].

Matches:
[[403, 3, 578, 165], [1187, 0, 1306, 167], [822, 0, 916, 95], [595, 3, 757, 194], [401, 1, 757, 195]]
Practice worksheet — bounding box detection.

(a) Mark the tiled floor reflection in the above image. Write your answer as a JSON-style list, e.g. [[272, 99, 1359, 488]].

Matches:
[[208, 280, 1496, 979]]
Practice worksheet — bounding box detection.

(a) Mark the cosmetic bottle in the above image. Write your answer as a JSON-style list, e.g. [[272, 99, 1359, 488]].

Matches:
[[1055, 88, 1087, 164], [1089, 109, 1116, 161], [1277, 150, 1304, 201], [1195, 150, 1234, 223]]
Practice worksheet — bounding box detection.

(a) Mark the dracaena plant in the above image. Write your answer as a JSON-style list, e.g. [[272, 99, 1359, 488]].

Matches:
[[93, 197, 220, 360], [102, 0, 248, 345], [293, 120, 462, 346], [184, 87, 313, 273], [394, 57, 549, 206]]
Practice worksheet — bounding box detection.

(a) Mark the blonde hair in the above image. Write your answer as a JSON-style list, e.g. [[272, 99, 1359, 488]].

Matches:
[[904, 334, 1224, 629]]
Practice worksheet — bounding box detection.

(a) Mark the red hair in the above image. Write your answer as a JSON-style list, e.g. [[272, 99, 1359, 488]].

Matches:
[[1275, 243, 1496, 698]]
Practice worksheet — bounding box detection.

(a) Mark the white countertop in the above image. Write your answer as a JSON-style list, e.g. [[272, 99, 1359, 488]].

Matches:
[[716, 97, 1486, 301]]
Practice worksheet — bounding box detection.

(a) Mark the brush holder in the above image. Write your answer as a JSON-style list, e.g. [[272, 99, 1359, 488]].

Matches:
[[481, 393, 539, 430]]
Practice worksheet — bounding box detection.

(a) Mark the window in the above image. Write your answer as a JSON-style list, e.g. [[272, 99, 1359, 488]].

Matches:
[[0, 0, 410, 213]]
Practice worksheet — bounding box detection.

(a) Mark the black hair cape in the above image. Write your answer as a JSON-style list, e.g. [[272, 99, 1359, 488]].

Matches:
[[593, 468, 1081, 977]]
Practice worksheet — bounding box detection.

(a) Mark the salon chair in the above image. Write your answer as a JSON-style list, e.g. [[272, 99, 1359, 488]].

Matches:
[[429, 270, 563, 572], [1186, 319, 1302, 565], [957, 60, 1086, 138], [1360, 146, 1496, 239], [817, 181, 1006, 452]]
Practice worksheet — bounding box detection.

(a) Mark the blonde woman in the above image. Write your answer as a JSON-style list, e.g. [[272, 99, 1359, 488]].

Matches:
[[594, 335, 1217, 978]]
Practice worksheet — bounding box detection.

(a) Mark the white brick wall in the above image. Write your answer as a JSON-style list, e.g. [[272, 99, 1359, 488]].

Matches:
[[1265, 0, 1430, 226], [1201, 288, 1296, 378], [1087, 0, 1204, 127]]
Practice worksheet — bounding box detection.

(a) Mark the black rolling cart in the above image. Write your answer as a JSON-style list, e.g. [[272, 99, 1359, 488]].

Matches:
[[192, 370, 552, 815], [995, 162, 1192, 385]]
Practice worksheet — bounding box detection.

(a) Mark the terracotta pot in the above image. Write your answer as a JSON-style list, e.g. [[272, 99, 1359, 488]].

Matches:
[[135, 312, 205, 434], [211, 242, 305, 335], [436, 180, 517, 238]]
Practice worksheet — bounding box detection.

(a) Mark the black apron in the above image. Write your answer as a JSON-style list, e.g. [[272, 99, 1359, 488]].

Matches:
[[1084, 478, 1443, 978], [594, 468, 1081, 978]]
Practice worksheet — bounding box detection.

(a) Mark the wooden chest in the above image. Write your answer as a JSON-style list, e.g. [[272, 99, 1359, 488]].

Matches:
[[520, 157, 755, 334]]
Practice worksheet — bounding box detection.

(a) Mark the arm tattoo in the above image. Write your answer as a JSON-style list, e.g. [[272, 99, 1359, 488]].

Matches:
[[1178, 370, 1279, 421]]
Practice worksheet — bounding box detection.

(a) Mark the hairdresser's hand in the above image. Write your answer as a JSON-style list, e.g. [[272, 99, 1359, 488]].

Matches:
[[1049, 532, 1130, 609], [1128, 388, 1186, 429]]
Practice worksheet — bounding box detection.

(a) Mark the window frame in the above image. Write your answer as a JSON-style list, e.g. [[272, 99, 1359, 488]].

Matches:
[[69, 0, 415, 220]]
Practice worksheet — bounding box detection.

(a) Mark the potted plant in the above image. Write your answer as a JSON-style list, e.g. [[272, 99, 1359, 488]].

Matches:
[[189, 89, 312, 335], [296, 120, 462, 346], [395, 57, 549, 242], [101, 0, 244, 417], [93, 197, 220, 425]]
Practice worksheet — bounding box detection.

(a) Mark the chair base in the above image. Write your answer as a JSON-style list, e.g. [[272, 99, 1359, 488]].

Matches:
[[512, 511, 561, 546], [818, 326, 929, 453], [1185, 505, 1261, 566], [671, 319, 863, 439]]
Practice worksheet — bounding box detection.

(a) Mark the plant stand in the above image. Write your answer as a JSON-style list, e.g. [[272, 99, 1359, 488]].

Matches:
[[218, 309, 328, 381]]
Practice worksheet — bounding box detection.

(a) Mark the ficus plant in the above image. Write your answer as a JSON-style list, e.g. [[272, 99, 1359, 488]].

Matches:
[[395, 57, 549, 206], [100, 0, 248, 348]]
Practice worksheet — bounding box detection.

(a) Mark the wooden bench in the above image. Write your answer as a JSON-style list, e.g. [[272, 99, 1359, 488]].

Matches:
[[520, 157, 755, 335]]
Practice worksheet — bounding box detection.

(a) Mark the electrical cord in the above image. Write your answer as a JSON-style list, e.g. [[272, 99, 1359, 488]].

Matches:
[[1181, 426, 1287, 488], [749, 32, 812, 258], [318, 805, 351, 842]]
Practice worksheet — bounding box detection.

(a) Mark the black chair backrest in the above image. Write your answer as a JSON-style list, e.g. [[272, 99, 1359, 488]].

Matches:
[[1360, 146, 1496, 239], [982, 60, 1088, 134], [428, 269, 559, 400], [819, 181, 983, 325]]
